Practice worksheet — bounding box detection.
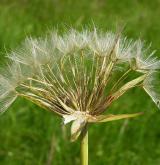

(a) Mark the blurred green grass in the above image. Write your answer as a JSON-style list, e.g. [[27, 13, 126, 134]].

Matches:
[[0, 0, 160, 164]]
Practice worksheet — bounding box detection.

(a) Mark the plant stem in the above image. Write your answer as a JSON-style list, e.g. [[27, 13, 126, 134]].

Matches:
[[81, 126, 88, 165]]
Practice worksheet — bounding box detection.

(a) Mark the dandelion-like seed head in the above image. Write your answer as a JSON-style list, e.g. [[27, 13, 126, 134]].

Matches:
[[1, 28, 160, 141]]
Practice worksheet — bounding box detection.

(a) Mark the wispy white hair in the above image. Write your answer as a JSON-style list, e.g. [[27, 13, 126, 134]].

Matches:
[[0, 28, 160, 116]]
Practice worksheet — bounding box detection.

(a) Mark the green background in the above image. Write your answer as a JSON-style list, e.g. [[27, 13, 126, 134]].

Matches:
[[0, 0, 160, 164]]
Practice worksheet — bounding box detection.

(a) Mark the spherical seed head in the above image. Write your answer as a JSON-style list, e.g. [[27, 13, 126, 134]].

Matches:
[[0, 28, 160, 141]]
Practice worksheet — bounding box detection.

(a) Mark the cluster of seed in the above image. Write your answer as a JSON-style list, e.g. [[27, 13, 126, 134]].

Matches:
[[0, 29, 159, 141]]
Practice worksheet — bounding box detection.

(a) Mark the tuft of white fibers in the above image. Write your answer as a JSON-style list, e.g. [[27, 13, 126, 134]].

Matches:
[[115, 37, 134, 62], [0, 28, 160, 141], [7, 37, 55, 71], [89, 31, 116, 56], [0, 75, 17, 113], [143, 72, 160, 109], [130, 40, 160, 72]]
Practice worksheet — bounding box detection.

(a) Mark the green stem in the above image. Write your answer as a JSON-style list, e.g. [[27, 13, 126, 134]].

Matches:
[[81, 126, 88, 165]]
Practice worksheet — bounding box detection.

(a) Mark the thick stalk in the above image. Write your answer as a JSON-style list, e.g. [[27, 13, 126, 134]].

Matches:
[[81, 126, 88, 165]]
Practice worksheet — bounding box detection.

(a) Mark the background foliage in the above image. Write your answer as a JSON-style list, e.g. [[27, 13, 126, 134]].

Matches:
[[0, 0, 160, 164]]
